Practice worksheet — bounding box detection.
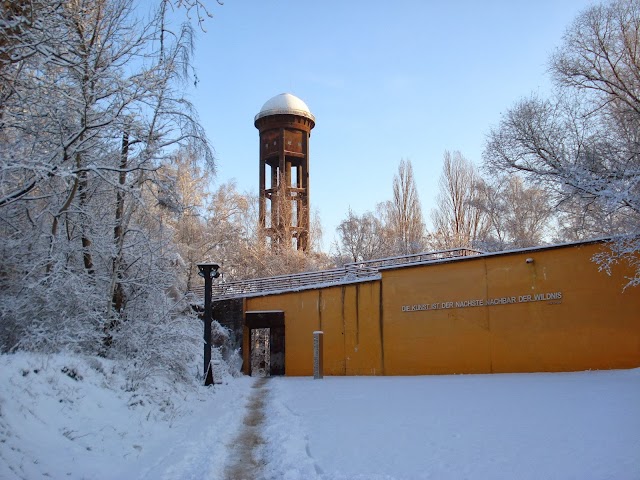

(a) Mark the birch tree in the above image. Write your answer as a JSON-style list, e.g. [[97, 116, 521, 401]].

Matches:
[[0, 0, 215, 371]]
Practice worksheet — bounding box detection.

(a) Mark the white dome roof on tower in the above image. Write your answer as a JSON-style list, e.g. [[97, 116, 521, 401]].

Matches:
[[255, 93, 315, 122]]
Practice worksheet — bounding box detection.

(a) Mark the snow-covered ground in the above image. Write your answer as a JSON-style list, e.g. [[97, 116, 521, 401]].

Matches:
[[1, 352, 639, 479], [263, 372, 640, 480], [0, 352, 253, 480]]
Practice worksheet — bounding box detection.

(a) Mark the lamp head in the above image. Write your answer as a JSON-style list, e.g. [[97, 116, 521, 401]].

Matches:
[[197, 262, 221, 279]]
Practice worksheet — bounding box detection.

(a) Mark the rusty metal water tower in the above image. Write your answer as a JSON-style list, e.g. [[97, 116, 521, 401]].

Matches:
[[255, 93, 315, 251]]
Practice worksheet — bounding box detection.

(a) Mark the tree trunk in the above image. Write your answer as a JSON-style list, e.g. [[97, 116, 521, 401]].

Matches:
[[104, 130, 129, 348]]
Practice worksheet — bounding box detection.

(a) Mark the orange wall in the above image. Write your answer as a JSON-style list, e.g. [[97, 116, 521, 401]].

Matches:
[[382, 242, 640, 374], [245, 282, 383, 376], [244, 242, 640, 375]]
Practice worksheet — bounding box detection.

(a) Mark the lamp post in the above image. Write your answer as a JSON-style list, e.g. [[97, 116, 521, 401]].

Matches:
[[197, 262, 220, 386]]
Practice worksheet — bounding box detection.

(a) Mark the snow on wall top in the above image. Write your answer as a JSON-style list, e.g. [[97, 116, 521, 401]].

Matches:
[[255, 93, 315, 123]]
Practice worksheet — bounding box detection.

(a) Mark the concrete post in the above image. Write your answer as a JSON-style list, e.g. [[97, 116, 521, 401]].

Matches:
[[313, 331, 324, 379]]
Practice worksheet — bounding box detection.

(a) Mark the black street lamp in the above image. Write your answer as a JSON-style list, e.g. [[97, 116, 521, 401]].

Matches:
[[197, 262, 220, 386]]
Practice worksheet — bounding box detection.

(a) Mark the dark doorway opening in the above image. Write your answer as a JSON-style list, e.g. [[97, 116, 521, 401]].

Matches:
[[251, 328, 270, 377], [245, 311, 285, 376]]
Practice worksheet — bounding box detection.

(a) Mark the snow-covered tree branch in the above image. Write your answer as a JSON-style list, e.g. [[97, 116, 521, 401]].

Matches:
[[484, 0, 640, 287]]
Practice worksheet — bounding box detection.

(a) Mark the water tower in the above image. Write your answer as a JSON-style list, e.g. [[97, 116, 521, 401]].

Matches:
[[255, 93, 315, 251]]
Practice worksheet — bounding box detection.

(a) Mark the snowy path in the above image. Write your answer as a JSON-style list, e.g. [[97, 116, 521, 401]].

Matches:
[[135, 376, 258, 480], [223, 377, 270, 479]]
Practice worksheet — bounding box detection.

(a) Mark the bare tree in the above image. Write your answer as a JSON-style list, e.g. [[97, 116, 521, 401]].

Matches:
[[475, 175, 554, 251], [334, 208, 390, 264], [385, 159, 426, 254], [553, 196, 631, 241], [337, 158, 426, 262], [176, 184, 332, 282], [484, 0, 640, 287], [551, 0, 640, 119], [153, 147, 216, 293], [430, 151, 489, 250]]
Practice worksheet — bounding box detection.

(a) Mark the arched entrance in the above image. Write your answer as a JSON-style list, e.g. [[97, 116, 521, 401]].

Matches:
[[244, 311, 285, 376]]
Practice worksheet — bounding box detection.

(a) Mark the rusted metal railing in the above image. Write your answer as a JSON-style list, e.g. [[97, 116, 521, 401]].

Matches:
[[344, 248, 482, 270], [191, 265, 380, 301], [192, 248, 482, 302]]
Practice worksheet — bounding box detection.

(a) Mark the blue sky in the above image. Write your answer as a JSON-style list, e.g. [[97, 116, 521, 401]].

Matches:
[[183, 0, 595, 250]]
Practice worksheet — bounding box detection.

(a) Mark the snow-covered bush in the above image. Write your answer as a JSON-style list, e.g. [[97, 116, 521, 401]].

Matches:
[[109, 307, 201, 389], [0, 273, 104, 354]]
